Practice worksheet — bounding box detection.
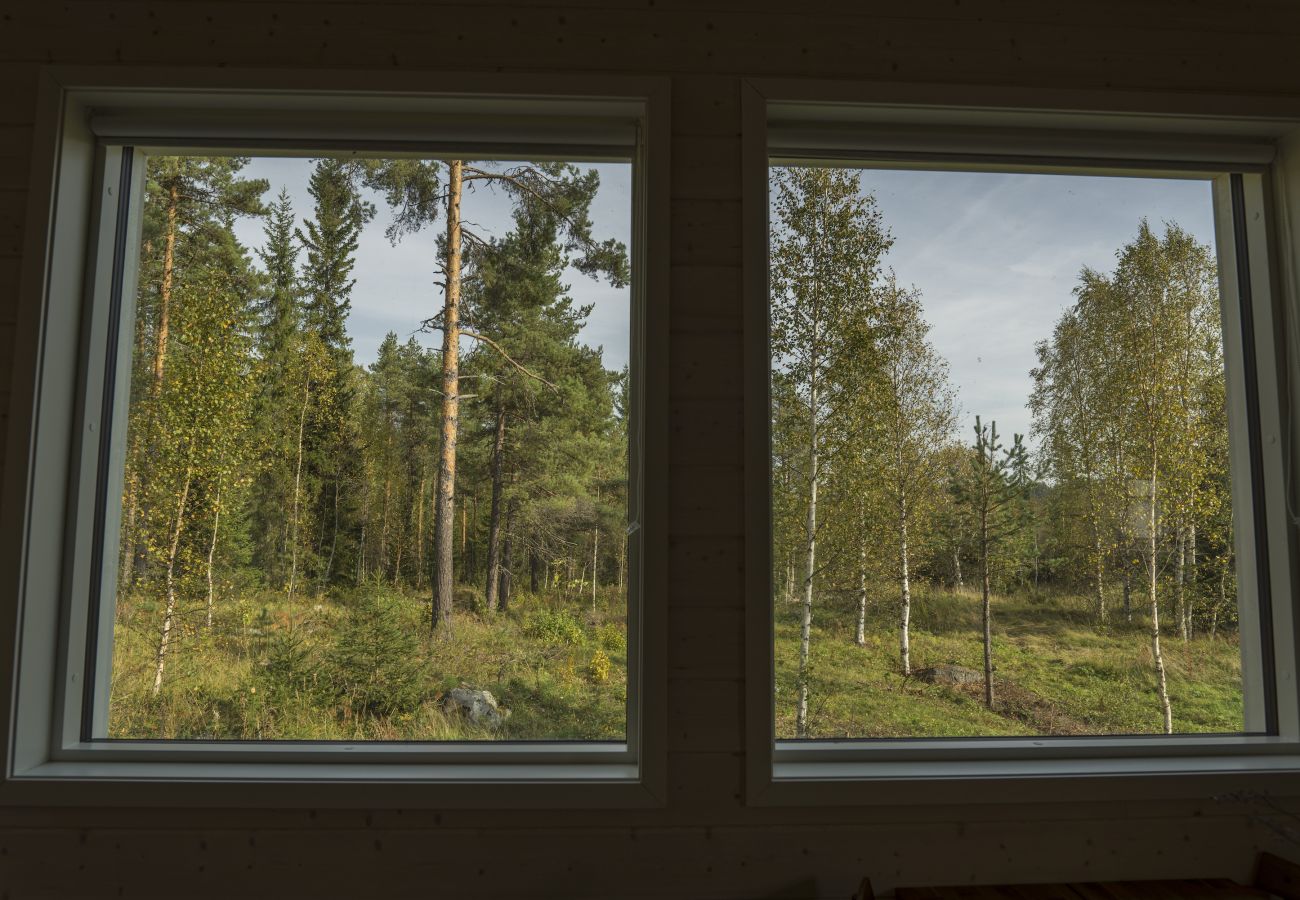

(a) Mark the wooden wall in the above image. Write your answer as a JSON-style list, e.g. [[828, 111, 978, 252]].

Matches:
[[1, 1, 1297, 896]]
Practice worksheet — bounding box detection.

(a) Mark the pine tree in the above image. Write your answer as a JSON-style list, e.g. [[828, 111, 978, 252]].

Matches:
[[952, 416, 1030, 709], [295, 159, 373, 591], [361, 159, 628, 632]]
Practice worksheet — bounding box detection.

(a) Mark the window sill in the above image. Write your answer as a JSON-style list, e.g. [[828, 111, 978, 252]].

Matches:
[[756, 740, 1300, 806]]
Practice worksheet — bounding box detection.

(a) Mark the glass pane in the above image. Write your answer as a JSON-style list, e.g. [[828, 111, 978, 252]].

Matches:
[[769, 165, 1245, 739], [106, 155, 632, 741]]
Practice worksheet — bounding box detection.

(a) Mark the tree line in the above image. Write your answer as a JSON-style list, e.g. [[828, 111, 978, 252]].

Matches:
[[770, 167, 1234, 735], [118, 155, 629, 695]]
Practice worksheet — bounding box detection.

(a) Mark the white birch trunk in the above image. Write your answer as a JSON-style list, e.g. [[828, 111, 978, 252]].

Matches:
[[153, 462, 193, 697], [796, 383, 817, 738], [1148, 458, 1174, 734], [898, 485, 912, 676]]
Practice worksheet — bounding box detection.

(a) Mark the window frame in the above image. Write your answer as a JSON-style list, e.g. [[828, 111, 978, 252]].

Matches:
[[0, 66, 670, 808], [742, 78, 1300, 806]]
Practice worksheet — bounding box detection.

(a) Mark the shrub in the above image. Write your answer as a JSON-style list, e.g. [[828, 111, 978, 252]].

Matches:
[[326, 591, 426, 717], [524, 607, 587, 647], [258, 626, 319, 703], [587, 649, 612, 684], [596, 623, 627, 656]]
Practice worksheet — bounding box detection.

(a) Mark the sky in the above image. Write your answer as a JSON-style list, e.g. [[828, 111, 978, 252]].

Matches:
[[229, 158, 1220, 453], [801, 168, 1220, 448], [230, 156, 633, 372]]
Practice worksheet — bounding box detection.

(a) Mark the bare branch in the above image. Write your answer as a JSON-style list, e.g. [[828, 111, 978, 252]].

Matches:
[[459, 329, 559, 392]]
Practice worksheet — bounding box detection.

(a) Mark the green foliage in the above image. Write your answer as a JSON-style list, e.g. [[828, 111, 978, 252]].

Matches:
[[524, 607, 587, 648], [326, 591, 426, 718]]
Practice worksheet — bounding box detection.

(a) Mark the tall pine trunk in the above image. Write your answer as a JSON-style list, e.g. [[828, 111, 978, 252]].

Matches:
[[485, 404, 507, 612], [499, 502, 515, 612], [432, 160, 464, 632]]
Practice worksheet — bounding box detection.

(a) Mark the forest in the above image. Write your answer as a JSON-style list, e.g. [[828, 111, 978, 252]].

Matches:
[[771, 167, 1242, 739], [109, 155, 631, 741]]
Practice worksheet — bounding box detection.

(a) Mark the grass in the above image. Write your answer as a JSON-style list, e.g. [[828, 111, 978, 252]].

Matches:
[[775, 581, 1244, 738], [108, 583, 629, 741]]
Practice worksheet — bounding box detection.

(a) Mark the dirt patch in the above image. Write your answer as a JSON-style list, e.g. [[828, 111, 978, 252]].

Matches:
[[947, 677, 1090, 736]]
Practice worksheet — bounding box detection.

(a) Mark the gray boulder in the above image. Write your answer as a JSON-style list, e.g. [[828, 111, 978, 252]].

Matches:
[[915, 664, 983, 686], [441, 686, 510, 730]]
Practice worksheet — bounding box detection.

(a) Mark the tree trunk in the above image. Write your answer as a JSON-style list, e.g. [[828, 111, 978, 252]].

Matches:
[[591, 526, 600, 612], [1093, 529, 1107, 626], [287, 380, 310, 605], [1122, 564, 1132, 622], [152, 181, 180, 400], [981, 505, 994, 709], [321, 476, 339, 593], [1185, 523, 1197, 638], [432, 159, 465, 632], [1148, 458, 1173, 734], [120, 469, 140, 594], [499, 502, 515, 612], [1175, 524, 1188, 642], [796, 384, 817, 738], [152, 461, 193, 697], [415, 471, 426, 589], [485, 404, 506, 612], [855, 537, 867, 648], [530, 549, 541, 594], [899, 486, 912, 675], [953, 550, 963, 592], [205, 480, 222, 630]]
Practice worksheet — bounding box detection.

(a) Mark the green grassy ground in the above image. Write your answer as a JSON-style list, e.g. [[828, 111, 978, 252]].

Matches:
[[109, 584, 628, 741], [775, 582, 1244, 738]]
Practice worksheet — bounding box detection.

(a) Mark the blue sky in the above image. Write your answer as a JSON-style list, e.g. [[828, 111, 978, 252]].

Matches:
[[232, 158, 1220, 452], [230, 157, 633, 372], [826, 168, 1218, 447]]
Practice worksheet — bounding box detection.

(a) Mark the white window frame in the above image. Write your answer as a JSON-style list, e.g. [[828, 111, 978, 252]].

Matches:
[[742, 78, 1300, 806], [0, 67, 669, 808]]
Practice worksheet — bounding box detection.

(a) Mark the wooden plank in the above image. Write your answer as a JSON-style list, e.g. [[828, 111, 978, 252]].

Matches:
[[1254, 852, 1300, 899]]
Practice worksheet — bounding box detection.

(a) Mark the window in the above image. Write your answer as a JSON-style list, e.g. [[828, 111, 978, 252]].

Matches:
[[0, 70, 668, 805], [744, 85, 1300, 802]]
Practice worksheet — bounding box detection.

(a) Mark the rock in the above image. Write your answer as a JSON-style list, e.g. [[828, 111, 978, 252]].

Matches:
[[441, 686, 510, 730], [915, 664, 983, 686]]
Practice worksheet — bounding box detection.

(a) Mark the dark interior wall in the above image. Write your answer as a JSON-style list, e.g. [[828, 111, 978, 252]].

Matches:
[[0, 2, 1297, 897]]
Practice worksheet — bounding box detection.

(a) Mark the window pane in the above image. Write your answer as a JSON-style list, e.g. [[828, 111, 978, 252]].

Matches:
[[769, 165, 1246, 739], [106, 155, 632, 741]]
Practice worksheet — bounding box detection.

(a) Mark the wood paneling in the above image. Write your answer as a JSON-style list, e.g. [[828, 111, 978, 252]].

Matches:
[[0, 0, 1297, 896]]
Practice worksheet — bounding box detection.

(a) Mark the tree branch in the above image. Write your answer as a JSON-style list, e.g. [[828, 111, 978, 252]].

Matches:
[[459, 329, 559, 392]]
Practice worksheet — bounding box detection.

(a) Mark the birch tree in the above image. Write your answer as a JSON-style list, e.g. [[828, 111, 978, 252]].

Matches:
[[770, 166, 891, 736]]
